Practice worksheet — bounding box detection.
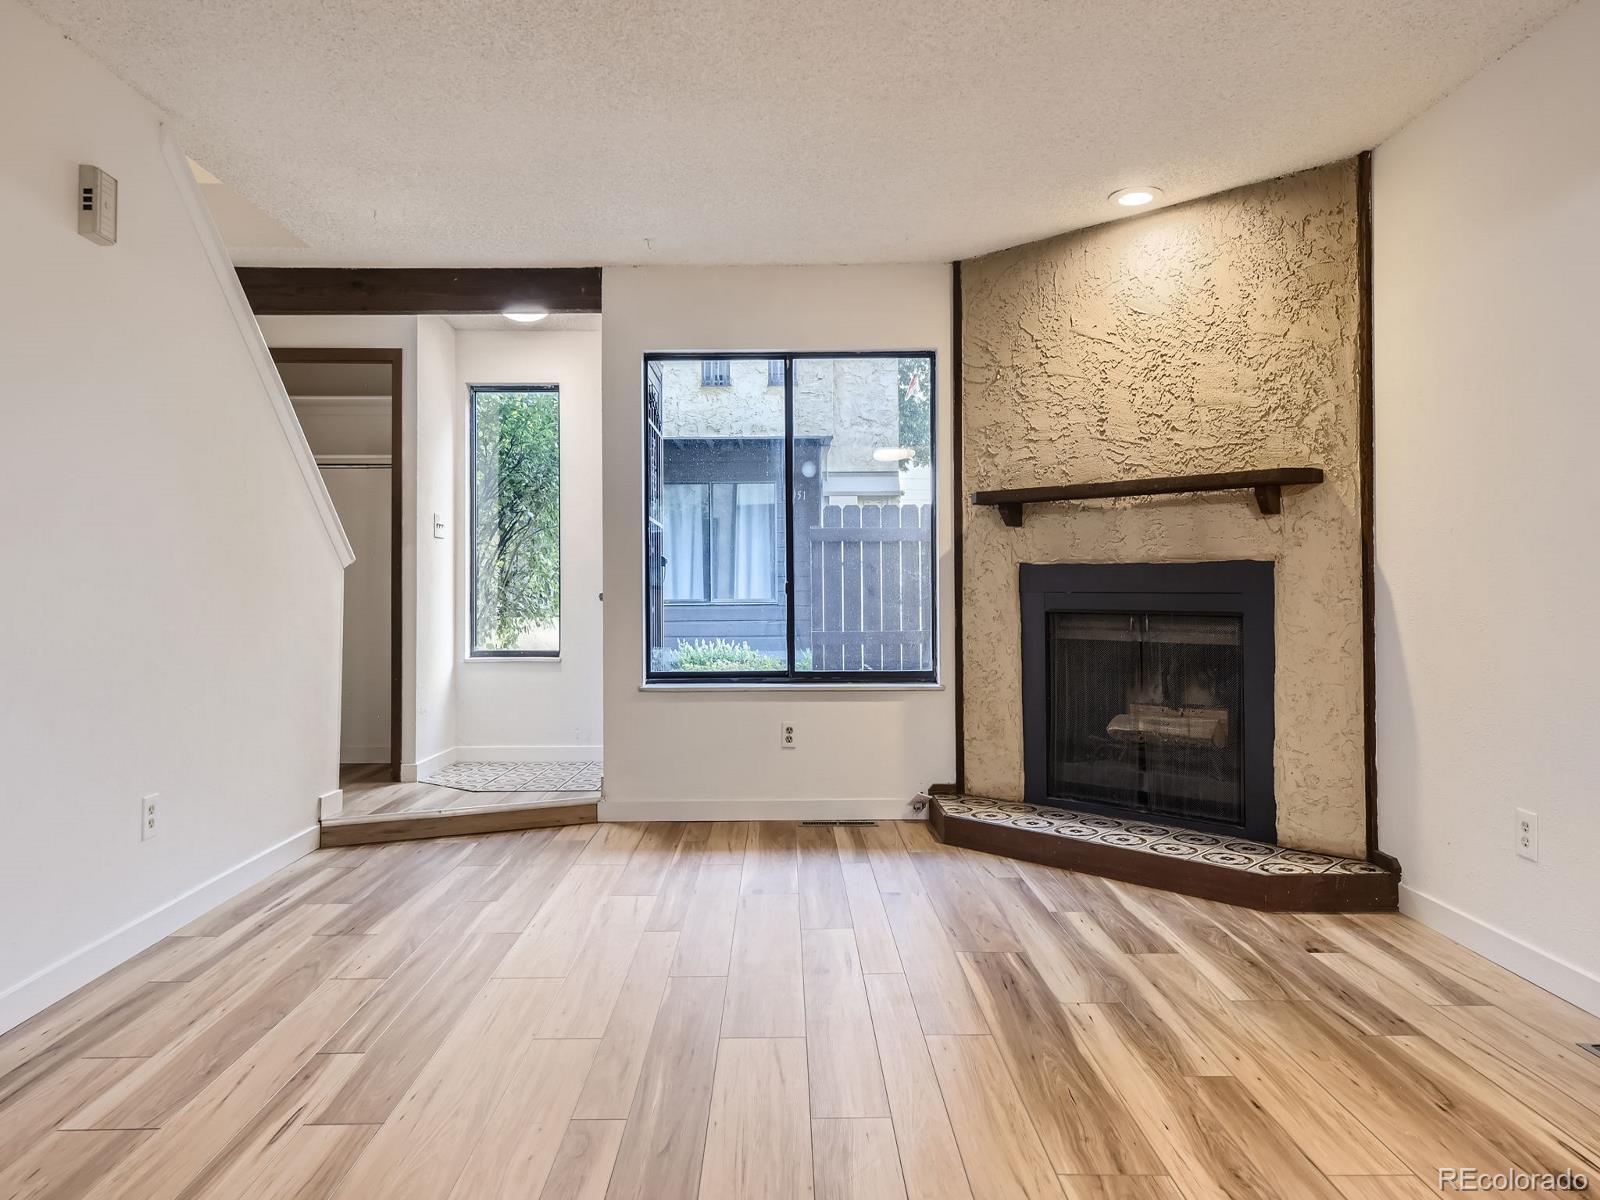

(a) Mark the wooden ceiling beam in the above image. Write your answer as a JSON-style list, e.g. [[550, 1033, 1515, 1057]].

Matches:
[[236, 267, 601, 315]]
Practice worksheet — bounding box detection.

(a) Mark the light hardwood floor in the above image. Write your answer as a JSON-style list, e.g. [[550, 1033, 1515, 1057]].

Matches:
[[2, 820, 1598, 1199]]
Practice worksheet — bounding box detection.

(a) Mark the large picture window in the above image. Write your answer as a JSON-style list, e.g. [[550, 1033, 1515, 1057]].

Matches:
[[644, 353, 936, 682], [470, 385, 560, 657]]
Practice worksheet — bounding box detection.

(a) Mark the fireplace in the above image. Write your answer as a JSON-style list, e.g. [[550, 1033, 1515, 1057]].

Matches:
[[1020, 561, 1275, 841]]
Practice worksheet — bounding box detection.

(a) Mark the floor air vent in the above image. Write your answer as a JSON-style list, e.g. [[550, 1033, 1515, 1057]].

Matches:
[[1580, 1044, 1600, 1061], [800, 819, 879, 827]]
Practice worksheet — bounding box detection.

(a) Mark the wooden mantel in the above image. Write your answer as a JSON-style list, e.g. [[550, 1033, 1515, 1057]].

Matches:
[[972, 467, 1325, 526]]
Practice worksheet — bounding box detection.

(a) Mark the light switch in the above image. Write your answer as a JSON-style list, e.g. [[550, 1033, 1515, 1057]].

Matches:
[[432, 513, 445, 540]]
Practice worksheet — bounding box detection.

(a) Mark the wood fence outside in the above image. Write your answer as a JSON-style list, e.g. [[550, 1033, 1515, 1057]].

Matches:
[[802, 503, 934, 671]]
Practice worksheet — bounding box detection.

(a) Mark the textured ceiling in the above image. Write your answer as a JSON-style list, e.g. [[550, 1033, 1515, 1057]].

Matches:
[[26, 0, 1570, 266]]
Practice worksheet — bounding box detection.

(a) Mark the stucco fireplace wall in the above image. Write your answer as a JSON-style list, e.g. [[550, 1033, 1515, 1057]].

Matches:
[[960, 159, 1365, 858]]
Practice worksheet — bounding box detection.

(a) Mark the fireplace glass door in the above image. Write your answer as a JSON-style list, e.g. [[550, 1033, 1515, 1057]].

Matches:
[[1046, 611, 1245, 827]]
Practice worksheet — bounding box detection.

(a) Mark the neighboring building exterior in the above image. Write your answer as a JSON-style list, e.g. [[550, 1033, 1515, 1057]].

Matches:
[[658, 356, 906, 500]]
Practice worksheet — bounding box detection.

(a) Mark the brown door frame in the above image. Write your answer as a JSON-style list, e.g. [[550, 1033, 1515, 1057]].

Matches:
[[271, 346, 405, 782]]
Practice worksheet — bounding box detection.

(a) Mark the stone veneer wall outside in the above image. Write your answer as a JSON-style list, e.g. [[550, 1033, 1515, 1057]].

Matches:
[[960, 159, 1365, 858]]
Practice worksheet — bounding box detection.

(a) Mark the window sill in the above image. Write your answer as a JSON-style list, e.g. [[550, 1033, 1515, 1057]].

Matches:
[[639, 681, 943, 693], [464, 655, 562, 665]]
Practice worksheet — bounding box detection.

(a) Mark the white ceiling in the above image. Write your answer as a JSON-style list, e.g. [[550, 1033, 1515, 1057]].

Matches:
[[27, 0, 1570, 266]]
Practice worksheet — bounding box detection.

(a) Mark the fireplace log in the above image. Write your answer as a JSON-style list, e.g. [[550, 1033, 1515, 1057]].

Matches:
[[1107, 704, 1229, 748]]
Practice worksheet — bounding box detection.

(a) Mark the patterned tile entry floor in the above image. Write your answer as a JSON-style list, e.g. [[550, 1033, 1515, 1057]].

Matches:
[[423, 759, 602, 793]]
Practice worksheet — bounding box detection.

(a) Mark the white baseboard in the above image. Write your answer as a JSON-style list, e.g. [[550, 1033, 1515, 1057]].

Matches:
[[318, 788, 344, 820], [402, 745, 457, 783], [598, 797, 923, 822], [1399, 883, 1600, 1018], [0, 824, 321, 1035], [453, 744, 603, 764]]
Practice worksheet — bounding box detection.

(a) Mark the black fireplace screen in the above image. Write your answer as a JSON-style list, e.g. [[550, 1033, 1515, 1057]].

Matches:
[[1047, 612, 1244, 827], [1021, 561, 1275, 841]]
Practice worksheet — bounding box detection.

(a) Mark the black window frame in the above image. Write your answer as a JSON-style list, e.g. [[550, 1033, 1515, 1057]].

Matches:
[[469, 383, 561, 659], [643, 350, 938, 686]]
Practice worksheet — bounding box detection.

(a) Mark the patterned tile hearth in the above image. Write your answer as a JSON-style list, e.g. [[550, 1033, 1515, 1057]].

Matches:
[[424, 759, 602, 793], [933, 796, 1388, 876]]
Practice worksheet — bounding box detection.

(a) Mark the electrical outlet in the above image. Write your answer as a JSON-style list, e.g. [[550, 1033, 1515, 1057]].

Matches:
[[1515, 808, 1537, 861], [141, 794, 159, 841], [780, 720, 797, 750]]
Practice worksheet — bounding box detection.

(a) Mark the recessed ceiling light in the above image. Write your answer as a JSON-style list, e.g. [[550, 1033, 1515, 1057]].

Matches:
[[503, 309, 548, 324], [1110, 187, 1162, 208]]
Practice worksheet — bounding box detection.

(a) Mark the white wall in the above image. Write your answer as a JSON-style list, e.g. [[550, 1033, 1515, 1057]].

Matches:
[[262, 322, 603, 776], [600, 266, 956, 819], [291, 401, 392, 763], [455, 330, 605, 760], [256, 316, 441, 773], [320, 467, 392, 762], [0, 0, 343, 1030], [414, 317, 459, 772], [290, 398, 390, 458], [1374, 0, 1600, 1014]]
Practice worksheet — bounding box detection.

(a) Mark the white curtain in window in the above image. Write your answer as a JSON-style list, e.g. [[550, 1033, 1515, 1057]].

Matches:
[[734, 483, 775, 600], [664, 484, 705, 600]]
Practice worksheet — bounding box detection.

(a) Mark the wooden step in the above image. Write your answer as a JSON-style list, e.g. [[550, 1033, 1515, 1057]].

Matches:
[[319, 797, 597, 847]]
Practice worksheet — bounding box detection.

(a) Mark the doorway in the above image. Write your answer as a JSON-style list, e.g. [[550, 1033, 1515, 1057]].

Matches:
[[272, 348, 403, 781]]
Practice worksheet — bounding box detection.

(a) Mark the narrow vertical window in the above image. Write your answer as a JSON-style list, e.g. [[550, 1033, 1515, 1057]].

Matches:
[[470, 386, 560, 656]]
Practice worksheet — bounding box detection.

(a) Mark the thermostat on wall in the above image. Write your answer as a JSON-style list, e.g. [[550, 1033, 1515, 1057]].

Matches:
[[78, 164, 118, 245]]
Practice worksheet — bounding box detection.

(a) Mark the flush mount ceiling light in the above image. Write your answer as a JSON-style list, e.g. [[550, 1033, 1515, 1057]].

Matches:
[[502, 309, 548, 323], [1110, 186, 1163, 208]]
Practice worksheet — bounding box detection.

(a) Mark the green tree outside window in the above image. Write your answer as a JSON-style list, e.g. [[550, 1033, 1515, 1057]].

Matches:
[[472, 387, 560, 654]]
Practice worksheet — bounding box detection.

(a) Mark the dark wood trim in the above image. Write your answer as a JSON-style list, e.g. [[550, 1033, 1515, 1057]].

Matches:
[[1356, 151, 1399, 875], [239, 268, 601, 315], [930, 803, 1398, 913], [974, 468, 1323, 527], [318, 801, 597, 847], [271, 347, 405, 783], [951, 260, 966, 793]]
